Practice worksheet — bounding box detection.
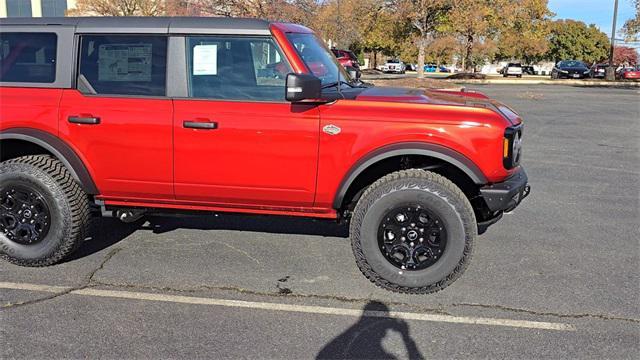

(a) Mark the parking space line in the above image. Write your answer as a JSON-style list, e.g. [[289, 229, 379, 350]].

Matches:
[[1, 281, 575, 331]]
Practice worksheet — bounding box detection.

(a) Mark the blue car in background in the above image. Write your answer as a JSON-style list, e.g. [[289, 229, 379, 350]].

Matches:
[[424, 64, 437, 72]]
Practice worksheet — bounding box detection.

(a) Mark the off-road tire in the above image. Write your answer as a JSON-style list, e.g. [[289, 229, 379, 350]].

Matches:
[[349, 169, 476, 294], [0, 155, 91, 266]]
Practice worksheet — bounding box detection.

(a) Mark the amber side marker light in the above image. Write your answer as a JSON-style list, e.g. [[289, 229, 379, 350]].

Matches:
[[503, 138, 510, 158]]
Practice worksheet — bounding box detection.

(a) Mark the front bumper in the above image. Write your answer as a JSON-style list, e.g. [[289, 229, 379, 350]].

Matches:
[[479, 168, 530, 213]]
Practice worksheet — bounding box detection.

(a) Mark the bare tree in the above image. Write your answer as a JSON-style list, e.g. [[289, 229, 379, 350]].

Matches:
[[69, 0, 165, 16]]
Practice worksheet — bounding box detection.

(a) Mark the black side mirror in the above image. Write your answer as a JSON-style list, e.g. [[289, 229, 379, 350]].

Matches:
[[286, 73, 322, 102]]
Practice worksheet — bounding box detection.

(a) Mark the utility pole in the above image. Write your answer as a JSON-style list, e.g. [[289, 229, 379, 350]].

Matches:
[[606, 0, 619, 81], [335, 0, 341, 48]]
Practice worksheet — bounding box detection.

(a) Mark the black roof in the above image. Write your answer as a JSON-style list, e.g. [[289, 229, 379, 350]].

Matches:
[[0, 17, 272, 35]]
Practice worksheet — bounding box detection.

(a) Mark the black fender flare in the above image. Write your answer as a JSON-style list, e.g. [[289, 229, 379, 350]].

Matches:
[[332, 142, 488, 209], [0, 128, 99, 194]]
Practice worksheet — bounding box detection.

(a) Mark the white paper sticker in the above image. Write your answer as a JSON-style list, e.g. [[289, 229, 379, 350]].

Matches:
[[98, 44, 152, 82], [193, 44, 218, 76]]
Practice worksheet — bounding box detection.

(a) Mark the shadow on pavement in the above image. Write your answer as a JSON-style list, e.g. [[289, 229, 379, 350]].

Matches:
[[66, 213, 349, 262], [66, 217, 142, 261], [317, 301, 424, 360], [144, 213, 349, 238]]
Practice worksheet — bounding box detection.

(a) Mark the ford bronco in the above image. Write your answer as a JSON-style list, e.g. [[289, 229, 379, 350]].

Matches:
[[0, 17, 529, 294]]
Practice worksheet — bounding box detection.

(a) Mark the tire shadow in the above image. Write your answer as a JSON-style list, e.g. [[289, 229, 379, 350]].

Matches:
[[317, 301, 425, 360]]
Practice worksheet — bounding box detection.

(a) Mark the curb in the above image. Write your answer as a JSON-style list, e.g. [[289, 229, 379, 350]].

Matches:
[[447, 79, 640, 87]]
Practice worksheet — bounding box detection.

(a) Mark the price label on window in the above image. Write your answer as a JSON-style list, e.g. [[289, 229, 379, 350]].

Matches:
[[193, 44, 218, 76]]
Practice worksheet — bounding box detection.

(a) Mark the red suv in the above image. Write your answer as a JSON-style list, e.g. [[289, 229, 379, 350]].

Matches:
[[331, 48, 361, 79], [0, 17, 529, 294]]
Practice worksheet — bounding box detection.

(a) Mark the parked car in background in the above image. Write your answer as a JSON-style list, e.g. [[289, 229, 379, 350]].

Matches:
[[503, 63, 523, 78], [331, 48, 361, 80], [404, 63, 416, 71], [616, 66, 640, 80], [423, 64, 437, 72], [522, 65, 535, 75], [590, 63, 608, 78], [382, 59, 406, 74], [439, 65, 450, 73], [551, 60, 590, 79]]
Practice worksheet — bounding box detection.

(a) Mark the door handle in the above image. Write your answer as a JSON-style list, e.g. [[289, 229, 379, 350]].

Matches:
[[68, 116, 100, 125], [183, 121, 218, 130]]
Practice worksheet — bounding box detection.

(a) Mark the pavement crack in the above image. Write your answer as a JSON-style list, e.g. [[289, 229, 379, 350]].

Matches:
[[1, 248, 122, 310], [450, 302, 640, 324], [86, 247, 122, 283]]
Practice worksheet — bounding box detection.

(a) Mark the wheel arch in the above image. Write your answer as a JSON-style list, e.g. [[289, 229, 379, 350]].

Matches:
[[0, 128, 99, 195], [333, 142, 488, 210]]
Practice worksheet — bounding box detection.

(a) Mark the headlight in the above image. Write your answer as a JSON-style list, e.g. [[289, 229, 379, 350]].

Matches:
[[503, 126, 523, 169], [583, 70, 590, 74], [560, 70, 568, 73]]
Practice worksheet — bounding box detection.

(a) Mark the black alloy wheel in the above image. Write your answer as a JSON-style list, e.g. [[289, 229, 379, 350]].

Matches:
[[0, 185, 51, 245], [378, 205, 447, 271]]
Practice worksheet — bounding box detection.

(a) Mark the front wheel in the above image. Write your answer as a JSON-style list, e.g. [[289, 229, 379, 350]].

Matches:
[[0, 155, 91, 266], [349, 169, 476, 294]]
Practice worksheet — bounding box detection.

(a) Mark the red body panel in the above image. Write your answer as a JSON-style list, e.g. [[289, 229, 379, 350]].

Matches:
[[172, 100, 320, 208], [0, 87, 61, 135], [58, 90, 174, 200], [313, 100, 511, 208]]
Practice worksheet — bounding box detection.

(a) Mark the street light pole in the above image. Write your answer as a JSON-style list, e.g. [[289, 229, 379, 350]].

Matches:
[[606, 0, 619, 81]]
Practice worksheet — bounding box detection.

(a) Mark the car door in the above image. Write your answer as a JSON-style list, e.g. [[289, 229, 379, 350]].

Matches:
[[58, 34, 174, 200], [173, 35, 320, 208]]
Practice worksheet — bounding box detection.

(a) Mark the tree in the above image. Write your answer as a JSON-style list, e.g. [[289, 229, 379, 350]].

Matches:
[[358, 6, 406, 68], [546, 20, 610, 64], [613, 46, 639, 65], [398, 0, 451, 78], [496, 0, 553, 63], [69, 0, 165, 16], [445, 0, 501, 71], [622, 0, 640, 41]]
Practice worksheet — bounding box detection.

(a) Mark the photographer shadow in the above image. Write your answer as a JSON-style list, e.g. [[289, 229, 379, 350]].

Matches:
[[317, 301, 425, 360]]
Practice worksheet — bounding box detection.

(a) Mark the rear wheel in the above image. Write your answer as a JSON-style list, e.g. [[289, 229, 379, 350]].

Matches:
[[0, 155, 91, 266], [349, 169, 476, 294]]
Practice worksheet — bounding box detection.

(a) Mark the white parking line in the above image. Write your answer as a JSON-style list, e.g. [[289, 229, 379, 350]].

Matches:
[[1, 281, 575, 331]]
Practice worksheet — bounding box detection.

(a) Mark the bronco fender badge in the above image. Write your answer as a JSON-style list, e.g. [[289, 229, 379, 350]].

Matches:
[[323, 124, 341, 135]]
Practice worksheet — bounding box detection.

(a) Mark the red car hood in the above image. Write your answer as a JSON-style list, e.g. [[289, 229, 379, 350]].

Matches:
[[355, 86, 489, 105], [354, 86, 522, 124]]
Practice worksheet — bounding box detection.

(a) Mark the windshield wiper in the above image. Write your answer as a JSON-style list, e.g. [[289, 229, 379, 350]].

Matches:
[[321, 80, 354, 90]]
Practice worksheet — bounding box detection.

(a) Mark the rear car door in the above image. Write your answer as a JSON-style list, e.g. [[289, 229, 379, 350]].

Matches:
[[173, 35, 320, 208], [58, 34, 174, 200]]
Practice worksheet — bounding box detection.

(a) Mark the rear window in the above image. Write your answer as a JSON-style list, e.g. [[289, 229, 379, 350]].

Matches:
[[78, 35, 167, 96], [0, 32, 57, 83]]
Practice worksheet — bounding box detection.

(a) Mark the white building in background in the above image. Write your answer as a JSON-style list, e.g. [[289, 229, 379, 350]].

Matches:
[[0, 0, 76, 17]]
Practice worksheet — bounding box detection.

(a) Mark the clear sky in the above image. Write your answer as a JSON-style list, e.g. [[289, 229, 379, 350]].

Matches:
[[548, 0, 636, 39]]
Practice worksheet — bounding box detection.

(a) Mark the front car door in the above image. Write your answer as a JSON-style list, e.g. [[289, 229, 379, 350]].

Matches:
[[173, 35, 320, 208]]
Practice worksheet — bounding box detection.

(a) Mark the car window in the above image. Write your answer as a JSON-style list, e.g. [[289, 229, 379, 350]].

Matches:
[[78, 35, 167, 96], [559, 60, 584, 68], [186, 36, 291, 101], [0, 32, 57, 83]]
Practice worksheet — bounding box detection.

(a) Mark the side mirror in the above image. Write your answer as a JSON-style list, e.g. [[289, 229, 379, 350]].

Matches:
[[286, 73, 322, 102]]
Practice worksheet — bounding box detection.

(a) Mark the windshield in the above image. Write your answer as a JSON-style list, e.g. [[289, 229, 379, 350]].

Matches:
[[559, 60, 585, 68], [286, 33, 350, 86]]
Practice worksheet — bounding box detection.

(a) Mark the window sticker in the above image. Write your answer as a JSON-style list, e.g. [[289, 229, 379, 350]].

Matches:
[[193, 44, 218, 76], [98, 44, 152, 82]]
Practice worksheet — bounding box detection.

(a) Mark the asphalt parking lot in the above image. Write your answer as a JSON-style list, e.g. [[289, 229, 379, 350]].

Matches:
[[1, 85, 638, 359]]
